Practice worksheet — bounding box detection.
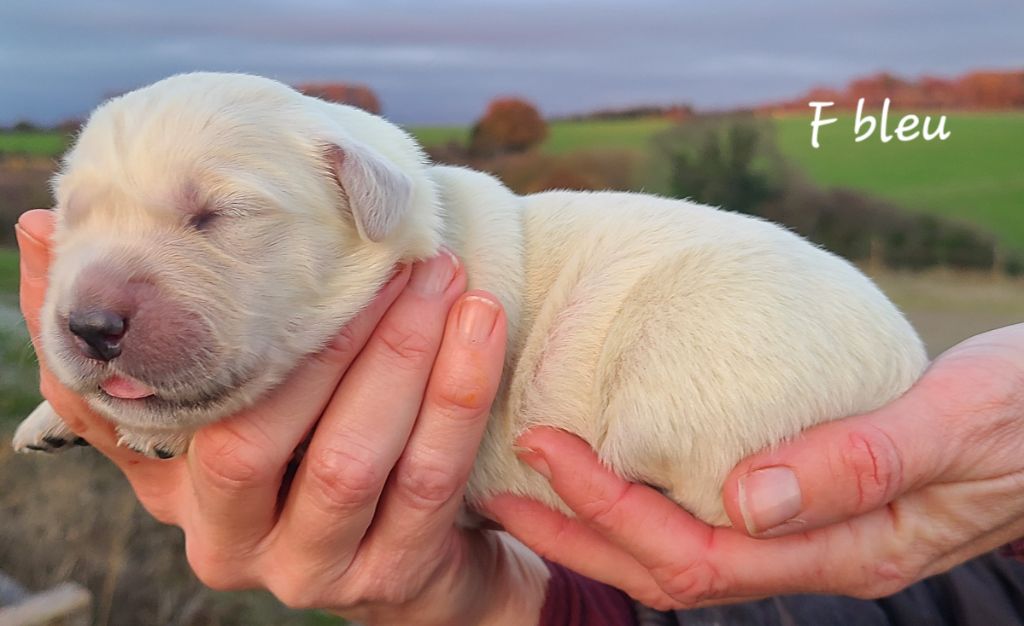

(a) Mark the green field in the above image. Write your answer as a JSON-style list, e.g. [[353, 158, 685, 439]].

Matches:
[[773, 112, 1024, 253], [0, 131, 68, 156], [408, 117, 675, 155]]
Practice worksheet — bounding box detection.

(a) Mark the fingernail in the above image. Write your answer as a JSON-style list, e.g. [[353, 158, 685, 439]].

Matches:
[[458, 295, 499, 343], [517, 448, 551, 480], [738, 466, 803, 535], [14, 224, 47, 281], [410, 248, 458, 296]]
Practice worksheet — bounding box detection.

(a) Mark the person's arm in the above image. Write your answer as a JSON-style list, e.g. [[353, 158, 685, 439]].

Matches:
[[16, 209, 550, 626], [486, 323, 1024, 608]]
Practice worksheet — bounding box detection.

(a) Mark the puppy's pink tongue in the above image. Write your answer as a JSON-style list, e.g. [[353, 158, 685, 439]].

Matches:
[[101, 376, 155, 400]]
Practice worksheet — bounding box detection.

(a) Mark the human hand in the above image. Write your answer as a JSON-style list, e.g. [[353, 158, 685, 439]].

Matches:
[[486, 323, 1024, 609], [15, 209, 548, 625]]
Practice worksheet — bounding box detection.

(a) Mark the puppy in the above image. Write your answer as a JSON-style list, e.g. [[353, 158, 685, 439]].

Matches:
[[13, 73, 927, 525]]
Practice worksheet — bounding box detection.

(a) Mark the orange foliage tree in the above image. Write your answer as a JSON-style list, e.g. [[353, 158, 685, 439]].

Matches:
[[470, 97, 548, 156], [297, 83, 382, 114]]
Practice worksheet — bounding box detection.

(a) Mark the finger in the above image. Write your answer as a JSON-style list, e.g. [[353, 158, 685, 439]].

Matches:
[[484, 495, 775, 610], [720, 380, 948, 537], [482, 494, 678, 610], [357, 292, 505, 571], [517, 427, 906, 603], [15, 210, 55, 341], [184, 264, 412, 558], [270, 251, 465, 578]]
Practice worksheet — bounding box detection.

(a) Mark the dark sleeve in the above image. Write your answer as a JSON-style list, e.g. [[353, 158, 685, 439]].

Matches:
[[537, 560, 639, 626]]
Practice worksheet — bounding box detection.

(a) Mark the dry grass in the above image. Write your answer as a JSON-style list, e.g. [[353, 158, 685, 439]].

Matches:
[[0, 444, 338, 625], [869, 268, 1024, 356]]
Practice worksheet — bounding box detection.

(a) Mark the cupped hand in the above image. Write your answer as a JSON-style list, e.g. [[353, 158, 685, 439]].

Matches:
[[486, 324, 1024, 610], [15, 209, 548, 625]]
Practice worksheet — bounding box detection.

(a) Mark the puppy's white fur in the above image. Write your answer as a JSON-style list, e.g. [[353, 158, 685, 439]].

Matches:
[[16, 73, 927, 525]]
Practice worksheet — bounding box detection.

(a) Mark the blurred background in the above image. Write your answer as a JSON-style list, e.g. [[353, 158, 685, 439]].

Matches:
[[1, 1, 1022, 624]]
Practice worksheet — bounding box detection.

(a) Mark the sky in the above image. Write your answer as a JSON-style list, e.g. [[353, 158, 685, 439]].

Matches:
[[1, 0, 1022, 126]]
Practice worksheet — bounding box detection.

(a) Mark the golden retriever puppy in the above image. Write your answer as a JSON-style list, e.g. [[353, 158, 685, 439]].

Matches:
[[13, 73, 926, 524]]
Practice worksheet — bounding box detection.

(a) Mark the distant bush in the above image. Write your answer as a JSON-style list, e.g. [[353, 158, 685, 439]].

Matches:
[[428, 141, 638, 195], [469, 98, 548, 157], [656, 115, 783, 215], [560, 104, 693, 122], [0, 155, 56, 246]]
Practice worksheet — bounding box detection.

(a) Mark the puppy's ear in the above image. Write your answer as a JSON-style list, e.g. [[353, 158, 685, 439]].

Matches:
[[326, 141, 413, 242]]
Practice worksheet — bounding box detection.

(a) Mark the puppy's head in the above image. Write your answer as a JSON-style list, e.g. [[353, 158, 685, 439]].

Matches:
[[41, 72, 441, 434]]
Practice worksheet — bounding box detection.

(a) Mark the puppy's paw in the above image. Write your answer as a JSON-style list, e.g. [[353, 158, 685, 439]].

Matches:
[[12, 401, 89, 453], [115, 427, 190, 460]]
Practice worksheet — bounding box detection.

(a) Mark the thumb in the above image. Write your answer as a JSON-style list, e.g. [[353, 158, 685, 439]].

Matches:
[[721, 384, 948, 537]]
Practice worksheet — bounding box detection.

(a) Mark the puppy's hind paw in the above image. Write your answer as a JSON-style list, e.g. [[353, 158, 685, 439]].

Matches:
[[115, 428, 190, 460], [12, 401, 85, 454]]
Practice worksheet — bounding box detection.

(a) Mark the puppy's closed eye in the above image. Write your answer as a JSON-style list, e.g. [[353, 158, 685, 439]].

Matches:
[[188, 211, 219, 231]]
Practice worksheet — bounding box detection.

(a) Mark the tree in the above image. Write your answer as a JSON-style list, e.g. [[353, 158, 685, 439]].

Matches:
[[469, 98, 547, 156], [297, 83, 382, 114]]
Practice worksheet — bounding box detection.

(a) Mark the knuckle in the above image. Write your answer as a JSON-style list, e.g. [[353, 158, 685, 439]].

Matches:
[[430, 370, 494, 416], [575, 483, 632, 532], [851, 558, 921, 599], [306, 444, 385, 513], [269, 578, 325, 611], [347, 574, 421, 606], [373, 321, 436, 368], [393, 455, 465, 511], [192, 425, 276, 489], [839, 426, 903, 511], [655, 558, 726, 606], [640, 592, 683, 612], [186, 540, 247, 592]]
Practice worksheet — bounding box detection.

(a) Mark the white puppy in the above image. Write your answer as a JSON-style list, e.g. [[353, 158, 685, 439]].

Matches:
[[13, 73, 927, 525]]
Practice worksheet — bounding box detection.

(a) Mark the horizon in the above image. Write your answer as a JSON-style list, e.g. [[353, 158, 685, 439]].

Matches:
[[2, 0, 1022, 126]]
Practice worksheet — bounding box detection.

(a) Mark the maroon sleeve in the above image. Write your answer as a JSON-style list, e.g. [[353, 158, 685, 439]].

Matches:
[[537, 560, 639, 626], [1001, 539, 1024, 561]]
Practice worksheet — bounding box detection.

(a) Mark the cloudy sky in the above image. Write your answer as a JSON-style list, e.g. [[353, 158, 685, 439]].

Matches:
[[1, 0, 1021, 126]]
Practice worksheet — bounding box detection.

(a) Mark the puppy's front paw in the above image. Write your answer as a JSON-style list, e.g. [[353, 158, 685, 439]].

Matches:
[[115, 427, 190, 459], [12, 401, 88, 453]]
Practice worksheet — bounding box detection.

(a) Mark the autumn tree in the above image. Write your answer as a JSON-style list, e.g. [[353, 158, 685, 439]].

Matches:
[[297, 83, 382, 114], [470, 97, 547, 156]]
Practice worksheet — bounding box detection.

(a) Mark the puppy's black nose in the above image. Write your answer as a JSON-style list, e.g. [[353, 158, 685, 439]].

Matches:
[[69, 309, 126, 361]]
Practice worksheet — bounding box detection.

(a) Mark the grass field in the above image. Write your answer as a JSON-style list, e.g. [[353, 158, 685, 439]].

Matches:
[[773, 112, 1024, 253], [408, 117, 675, 155], [0, 131, 68, 156], [0, 247, 18, 296]]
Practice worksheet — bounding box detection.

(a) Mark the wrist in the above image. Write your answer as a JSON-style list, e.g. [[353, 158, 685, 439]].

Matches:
[[341, 530, 549, 626], [471, 531, 550, 625]]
